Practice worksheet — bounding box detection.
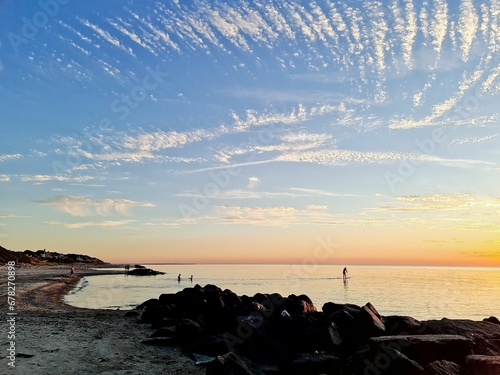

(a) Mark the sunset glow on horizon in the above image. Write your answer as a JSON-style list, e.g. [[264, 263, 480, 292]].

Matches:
[[1, 0, 499, 267]]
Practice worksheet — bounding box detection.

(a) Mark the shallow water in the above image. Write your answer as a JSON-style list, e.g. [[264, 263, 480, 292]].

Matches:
[[65, 264, 500, 320]]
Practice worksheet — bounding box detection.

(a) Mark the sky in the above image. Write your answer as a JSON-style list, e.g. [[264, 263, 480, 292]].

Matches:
[[0, 0, 499, 266]]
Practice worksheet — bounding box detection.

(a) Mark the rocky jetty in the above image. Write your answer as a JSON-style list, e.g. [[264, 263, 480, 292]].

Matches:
[[134, 284, 500, 374], [127, 267, 165, 276]]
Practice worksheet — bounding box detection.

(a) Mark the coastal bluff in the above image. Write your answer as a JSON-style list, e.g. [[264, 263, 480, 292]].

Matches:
[[134, 284, 500, 374]]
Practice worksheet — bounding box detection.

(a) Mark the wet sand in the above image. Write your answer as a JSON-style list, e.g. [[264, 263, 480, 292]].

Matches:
[[0, 265, 205, 375]]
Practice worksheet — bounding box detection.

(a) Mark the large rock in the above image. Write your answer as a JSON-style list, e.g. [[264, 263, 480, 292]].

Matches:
[[475, 338, 500, 356], [383, 316, 424, 336], [281, 294, 317, 315], [421, 318, 500, 341], [357, 303, 386, 338], [136, 298, 159, 309], [465, 355, 500, 375], [370, 334, 473, 366], [206, 352, 265, 375], [288, 314, 342, 352], [362, 346, 424, 375], [140, 303, 176, 323], [322, 302, 361, 317], [158, 292, 179, 305], [483, 316, 500, 325], [331, 309, 358, 348], [128, 267, 165, 275], [422, 360, 462, 375]]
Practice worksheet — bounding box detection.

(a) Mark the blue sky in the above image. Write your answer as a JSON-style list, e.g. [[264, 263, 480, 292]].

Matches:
[[0, 0, 499, 265]]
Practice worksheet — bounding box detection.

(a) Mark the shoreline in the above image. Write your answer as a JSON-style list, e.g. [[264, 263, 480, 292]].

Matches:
[[0, 265, 205, 374], [4, 265, 127, 312]]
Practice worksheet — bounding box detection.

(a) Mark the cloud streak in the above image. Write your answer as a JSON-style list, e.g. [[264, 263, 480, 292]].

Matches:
[[44, 220, 136, 229], [34, 196, 155, 217]]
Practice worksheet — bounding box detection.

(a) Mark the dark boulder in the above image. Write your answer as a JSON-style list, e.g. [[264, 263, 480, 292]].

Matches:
[[140, 304, 176, 323], [253, 293, 269, 303], [483, 316, 500, 325], [421, 318, 500, 341], [357, 302, 386, 338], [136, 298, 159, 309], [158, 293, 178, 305], [331, 309, 358, 348], [206, 352, 265, 375], [475, 338, 500, 356], [322, 302, 361, 317], [128, 268, 165, 276], [423, 360, 462, 375], [465, 355, 500, 375], [383, 315, 424, 336], [370, 334, 473, 366], [204, 284, 223, 293], [222, 290, 243, 309], [287, 314, 342, 352], [281, 294, 317, 316], [362, 346, 424, 375]]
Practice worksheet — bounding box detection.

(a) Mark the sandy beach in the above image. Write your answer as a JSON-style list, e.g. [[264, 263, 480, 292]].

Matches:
[[0, 265, 205, 375]]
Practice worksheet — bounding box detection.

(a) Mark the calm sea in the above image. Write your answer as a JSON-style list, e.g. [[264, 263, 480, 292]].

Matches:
[[64, 264, 500, 321]]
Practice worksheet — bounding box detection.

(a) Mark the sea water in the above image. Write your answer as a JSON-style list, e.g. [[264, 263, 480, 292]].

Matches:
[[64, 264, 500, 320]]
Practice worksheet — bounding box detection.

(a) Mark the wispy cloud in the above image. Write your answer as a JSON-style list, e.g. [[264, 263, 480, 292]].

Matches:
[[175, 185, 357, 200], [458, 0, 479, 61], [276, 149, 441, 165], [0, 154, 22, 162], [429, 0, 448, 57], [289, 188, 358, 197], [19, 175, 109, 183], [0, 214, 25, 219], [34, 196, 155, 217], [450, 133, 498, 145], [180, 204, 394, 228], [375, 192, 500, 212], [44, 220, 136, 229], [53, 104, 338, 169], [80, 18, 135, 56]]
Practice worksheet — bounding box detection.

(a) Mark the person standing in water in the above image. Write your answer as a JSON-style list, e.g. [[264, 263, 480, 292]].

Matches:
[[343, 267, 348, 282], [177, 274, 181, 282]]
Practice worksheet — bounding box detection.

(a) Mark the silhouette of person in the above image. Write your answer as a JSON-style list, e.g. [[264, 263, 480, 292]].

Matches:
[[343, 267, 348, 282], [190, 275, 193, 282], [177, 274, 181, 282]]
